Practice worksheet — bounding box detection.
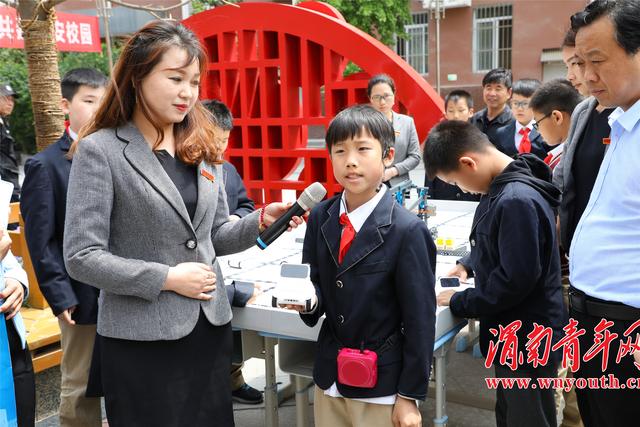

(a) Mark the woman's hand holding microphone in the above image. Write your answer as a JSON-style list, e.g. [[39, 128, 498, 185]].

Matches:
[[164, 262, 217, 300]]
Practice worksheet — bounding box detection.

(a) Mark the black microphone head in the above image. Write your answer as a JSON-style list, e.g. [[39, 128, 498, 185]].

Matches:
[[297, 182, 327, 211]]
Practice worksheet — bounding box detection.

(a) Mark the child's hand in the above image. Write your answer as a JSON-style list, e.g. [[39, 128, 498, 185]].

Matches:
[[0, 278, 24, 320], [0, 229, 11, 261], [445, 263, 469, 282], [437, 289, 457, 306], [392, 396, 421, 427]]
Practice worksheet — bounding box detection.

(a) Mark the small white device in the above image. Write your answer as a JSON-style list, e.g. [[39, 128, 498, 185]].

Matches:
[[271, 264, 315, 311]]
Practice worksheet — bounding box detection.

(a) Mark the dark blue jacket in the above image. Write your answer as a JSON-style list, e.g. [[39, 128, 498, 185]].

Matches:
[[300, 191, 436, 400], [471, 106, 515, 148], [452, 155, 566, 366], [223, 161, 254, 218], [21, 133, 99, 324], [425, 177, 481, 202], [494, 121, 549, 161]]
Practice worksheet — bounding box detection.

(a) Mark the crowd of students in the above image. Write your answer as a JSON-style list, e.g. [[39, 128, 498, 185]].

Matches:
[[1, 0, 639, 426]]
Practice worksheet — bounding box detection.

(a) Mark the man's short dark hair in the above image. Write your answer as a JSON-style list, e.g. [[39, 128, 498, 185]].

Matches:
[[61, 68, 108, 101], [423, 120, 493, 180], [562, 27, 577, 48], [202, 99, 233, 131], [325, 104, 394, 155], [444, 89, 474, 109], [529, 79, 583, 116], [482, 68, 512, 89], [571, 0, 640, 55], [367, 74, 396, 97], [512, 79, 541, 98]]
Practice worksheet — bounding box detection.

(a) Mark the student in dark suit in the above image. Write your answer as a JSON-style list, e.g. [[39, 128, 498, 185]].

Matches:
[[21, 68, 107, 427], [426, 90, 481, 202], [203, 99, 263, 405], [428, 121, 565, 427], [471, 68, 515, 147], [284, 105, 436, 427], [494, 79, 549, 160]]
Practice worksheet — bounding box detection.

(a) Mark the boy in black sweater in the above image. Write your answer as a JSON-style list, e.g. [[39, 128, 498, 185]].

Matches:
[[425, 120, 565, 427]]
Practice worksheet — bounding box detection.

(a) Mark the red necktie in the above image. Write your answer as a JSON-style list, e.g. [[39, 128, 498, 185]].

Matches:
[[518, 127, 531, 154], [338, 213, 355, 264]]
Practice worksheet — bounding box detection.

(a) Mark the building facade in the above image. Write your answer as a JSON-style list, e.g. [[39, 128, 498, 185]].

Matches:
[[400, 0, 589, 105]]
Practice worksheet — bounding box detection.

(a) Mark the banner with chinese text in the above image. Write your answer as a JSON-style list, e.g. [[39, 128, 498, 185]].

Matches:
[[0, 6, 101, 52]]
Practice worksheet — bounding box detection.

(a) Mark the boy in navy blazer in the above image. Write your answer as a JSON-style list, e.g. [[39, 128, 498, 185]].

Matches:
[[494, 79, 550, 160], [425, 121, 565, 427], [21, 68, 107, 427], [286, 105, 436, 427]]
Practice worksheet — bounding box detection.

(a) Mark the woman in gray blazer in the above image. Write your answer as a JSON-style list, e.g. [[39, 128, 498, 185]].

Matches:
[[368, 74, 421, 187], [63, 21, 300, 427]]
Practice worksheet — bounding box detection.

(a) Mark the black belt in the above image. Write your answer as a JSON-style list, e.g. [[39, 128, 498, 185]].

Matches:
[[569, 287, 640, 321]]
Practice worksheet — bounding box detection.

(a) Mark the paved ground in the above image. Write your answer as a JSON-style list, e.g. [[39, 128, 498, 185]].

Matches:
[[35, 330, 497, 427]]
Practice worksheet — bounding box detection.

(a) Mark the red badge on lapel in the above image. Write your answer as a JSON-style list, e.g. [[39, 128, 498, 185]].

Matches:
[[602, 137, 611, 145], [201, 169, 215, 182]]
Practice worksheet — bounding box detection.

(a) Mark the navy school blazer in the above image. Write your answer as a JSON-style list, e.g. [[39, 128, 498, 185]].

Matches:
[[222, 161, 255, 218], [300, 191, 437, 400], [21, 132, 99, 324], [494, 121, 550, 161]]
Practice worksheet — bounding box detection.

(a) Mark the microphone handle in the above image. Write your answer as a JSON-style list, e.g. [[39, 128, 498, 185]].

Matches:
[[256, 202, 307, 249]]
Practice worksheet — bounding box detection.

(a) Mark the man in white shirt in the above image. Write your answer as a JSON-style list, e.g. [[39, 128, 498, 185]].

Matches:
[[568, 1, 640, 425]]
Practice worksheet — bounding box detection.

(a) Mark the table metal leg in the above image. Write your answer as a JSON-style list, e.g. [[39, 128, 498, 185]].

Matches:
[[264, 336, 279, 427], [433, 343, 449, 427]]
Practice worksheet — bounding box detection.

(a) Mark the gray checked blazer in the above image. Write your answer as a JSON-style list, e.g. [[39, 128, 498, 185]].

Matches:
[[63, 123, 260, 341], [553, 96, 607, 250], [388, 112, 421, 186]]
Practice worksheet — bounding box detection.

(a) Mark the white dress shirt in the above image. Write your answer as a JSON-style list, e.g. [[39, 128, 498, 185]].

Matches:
[[570, 99, 640, 308], [514, 120, 535, 151]]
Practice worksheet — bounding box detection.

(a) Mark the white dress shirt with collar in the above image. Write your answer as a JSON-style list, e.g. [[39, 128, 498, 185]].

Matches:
[[569, 99, 640, 308], [514, 120, 535, 151]]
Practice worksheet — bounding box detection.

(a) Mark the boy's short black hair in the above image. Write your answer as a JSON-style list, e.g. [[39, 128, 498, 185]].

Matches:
[[202, 99, 233, 131], [512, 79, 541, 98], [423, 120, 492, 180], [481, 68, 512, 89], [326, 104, 394, 155], [444, 89, 474, 110], [367, 74, 396, 97], [571, 0, 640, 55], [61, 68, 108, 101], [529, 79, 583, 116]]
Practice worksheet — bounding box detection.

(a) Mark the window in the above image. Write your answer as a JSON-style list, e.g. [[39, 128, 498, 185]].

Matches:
[[473, 4, 512, 72], [397, 13, 428, 74]]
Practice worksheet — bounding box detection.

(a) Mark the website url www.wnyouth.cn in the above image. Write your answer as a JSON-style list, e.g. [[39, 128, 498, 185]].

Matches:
[[486, 375, 640, 391]]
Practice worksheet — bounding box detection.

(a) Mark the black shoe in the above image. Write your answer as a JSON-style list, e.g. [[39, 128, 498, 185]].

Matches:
[[232, 383, 264, 404]]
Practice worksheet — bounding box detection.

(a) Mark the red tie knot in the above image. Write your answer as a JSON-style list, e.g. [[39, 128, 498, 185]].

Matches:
[[340, 213, 351, 227], [519, 127, 531, 136]]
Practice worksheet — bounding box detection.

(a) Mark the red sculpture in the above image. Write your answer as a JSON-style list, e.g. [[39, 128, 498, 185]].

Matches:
[[183, 1, 443, 205]]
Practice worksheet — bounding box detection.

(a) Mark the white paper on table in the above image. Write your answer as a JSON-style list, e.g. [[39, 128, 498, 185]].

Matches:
[[0, 180, 14, 229]]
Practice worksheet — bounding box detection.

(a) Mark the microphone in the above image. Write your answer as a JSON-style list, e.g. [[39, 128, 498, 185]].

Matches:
[[256, 182, 327, 249]]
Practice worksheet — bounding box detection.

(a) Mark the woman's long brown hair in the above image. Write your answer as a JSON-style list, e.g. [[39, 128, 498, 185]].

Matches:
[[69, 20, 221, 165]]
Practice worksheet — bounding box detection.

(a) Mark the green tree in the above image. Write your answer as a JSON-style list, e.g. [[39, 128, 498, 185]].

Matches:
[[321, 0, 410, 46]]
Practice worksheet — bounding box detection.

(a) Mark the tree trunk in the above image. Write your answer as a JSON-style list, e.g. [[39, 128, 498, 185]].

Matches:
[[18, 0, 65, 152]]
